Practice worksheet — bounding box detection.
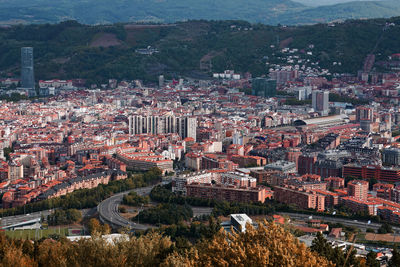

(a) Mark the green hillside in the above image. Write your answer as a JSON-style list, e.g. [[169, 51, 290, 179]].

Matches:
[[1, 18, 400, 84]]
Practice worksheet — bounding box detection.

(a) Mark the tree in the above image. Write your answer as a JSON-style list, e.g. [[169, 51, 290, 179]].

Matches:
[[101, 224, 111, 235], [389, 247, 400, 267], [47, 209, 82, 226], [378, 223, 393, 234], [365, 251, 379, 267], [88, 218, 102, 235], [1, 245, 36, 267], [164, 221, 333, 266], [124, 232, 173, 266], [135, 203, 193, 225], [122, 191, 150, 206], [311, 232, 333, 260], [0, 221, 336, 266], [311, 232, 362, 267]]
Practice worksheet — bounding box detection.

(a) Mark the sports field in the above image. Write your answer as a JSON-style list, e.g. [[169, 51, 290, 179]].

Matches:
[[4, 227, 69, 239]]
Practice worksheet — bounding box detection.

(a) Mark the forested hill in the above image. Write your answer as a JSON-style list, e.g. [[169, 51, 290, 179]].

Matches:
[[0, 0, 304, 25], [0, 0, 400, 26], [2, 18, 400, 84]]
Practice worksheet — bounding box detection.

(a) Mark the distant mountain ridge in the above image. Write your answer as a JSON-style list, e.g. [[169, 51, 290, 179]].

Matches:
[[281, 1, 400, 24], [0, 0, 399, 25], [293, 0, 387, 7]]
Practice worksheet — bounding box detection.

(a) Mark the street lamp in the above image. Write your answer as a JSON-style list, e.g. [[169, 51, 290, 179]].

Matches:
[[137, 204, 144, 225]]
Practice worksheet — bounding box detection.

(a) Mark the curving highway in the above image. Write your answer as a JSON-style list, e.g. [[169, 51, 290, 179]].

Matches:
[[279, 212, 400, 232], [97, 185, 155, 230]]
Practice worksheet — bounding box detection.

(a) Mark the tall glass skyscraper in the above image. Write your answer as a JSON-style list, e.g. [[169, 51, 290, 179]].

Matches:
[[21, 47, 35, 89], [251, 78, 277, 98]]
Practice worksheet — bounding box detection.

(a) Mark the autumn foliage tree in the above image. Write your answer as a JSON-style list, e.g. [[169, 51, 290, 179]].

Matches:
[[0, 220, 334, 266], [164, 220, 333, 267], [88, 218, 102, 235]]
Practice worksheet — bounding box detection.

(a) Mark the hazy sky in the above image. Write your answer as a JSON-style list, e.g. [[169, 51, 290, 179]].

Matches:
[[293, 0, 385, 7]]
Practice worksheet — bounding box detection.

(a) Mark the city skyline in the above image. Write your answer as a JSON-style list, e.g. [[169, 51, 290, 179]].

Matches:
[[0, 7, 400, 266]]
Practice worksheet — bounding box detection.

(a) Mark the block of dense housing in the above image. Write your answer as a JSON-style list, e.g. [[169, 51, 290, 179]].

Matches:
[[340, 197, 382, 216], [2, 170, 127, 208], [272, 175, 347, 211], [312, 190, 340, 207], [343, 164, 400, 183], [116, 148, 173, 173], [372, 183, 400, 203], [274, 186, 326, 211], [39, 170, 126, 200], [230, 155, 267, 168], [185, 172, 273, 203], [376, 200, 400, 223], [325, 177, 345, 189], [201, 154, 238, 171], [264, 160, 297, 174], [332, 180, 400, 217], [249, 169, 281, 184], [172, 171, 213, 195]]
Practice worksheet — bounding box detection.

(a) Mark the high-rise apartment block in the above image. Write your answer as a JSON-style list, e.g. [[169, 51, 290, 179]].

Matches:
[[312, 90, 329, 116], [347, 180, 369, 201], [356, 106, 374, 122], [21, 47, 35, 90], [129, 114, 197, 141]]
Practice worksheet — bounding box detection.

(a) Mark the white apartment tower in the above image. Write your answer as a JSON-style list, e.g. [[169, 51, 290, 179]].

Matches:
[[129, 114, 197, 141]]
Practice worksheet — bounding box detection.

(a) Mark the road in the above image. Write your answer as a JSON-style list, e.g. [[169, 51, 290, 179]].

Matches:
[[0, 208, 94, 227], [1, 210, 51, 227], [1, 185, 156, 230], [97, 185, 155, 230], [279, 212, 400, 232]]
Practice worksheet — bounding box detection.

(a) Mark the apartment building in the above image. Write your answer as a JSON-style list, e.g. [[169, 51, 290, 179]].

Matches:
[[343, 164, 400, 182], [172, 171, 212, 195], [116, 149, 173, 173], [128, 114, 197, 141], [347, 180, 369, 201], [341, 197, 382, 216], [186, 183, 271, 203], [324, 177, 345, 189], [185, 172, 272, 203], [274, 186, 325, 211]]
